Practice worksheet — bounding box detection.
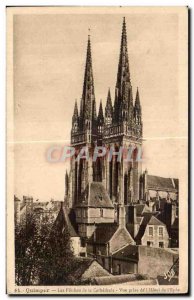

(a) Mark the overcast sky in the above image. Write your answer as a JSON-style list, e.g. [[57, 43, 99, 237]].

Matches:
[[13, 9, 187, 201]]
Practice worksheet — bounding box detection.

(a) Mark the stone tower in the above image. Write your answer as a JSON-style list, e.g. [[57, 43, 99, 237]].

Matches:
[[67, 18, 143, 208], [70, 34, 97, 208], [102, 17, 143, 204]]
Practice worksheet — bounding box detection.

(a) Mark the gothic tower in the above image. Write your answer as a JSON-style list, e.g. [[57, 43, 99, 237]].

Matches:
[[70, 35, 97, 207], [68, 18, 143, 208], [102, 17, 143, 204]]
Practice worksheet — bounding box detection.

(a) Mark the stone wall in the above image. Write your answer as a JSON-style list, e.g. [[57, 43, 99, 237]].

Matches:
[[138, 246, 178, 278]]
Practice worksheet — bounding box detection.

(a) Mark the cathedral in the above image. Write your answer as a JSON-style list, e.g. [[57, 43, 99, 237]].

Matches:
[[62, 18, 178, 254], [66, 17, 142, 206]]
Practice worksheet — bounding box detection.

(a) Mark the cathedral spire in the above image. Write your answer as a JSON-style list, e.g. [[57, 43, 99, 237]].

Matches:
[[72, 99, 79, 133], [105, 88, 113, 125], [98, 100, 104, 125], [80, 34, 96, 128], [116, 17, 130, 96], [134, 87, 142, 128], [73, 99, 78, 119], [135, 87, 141, 109]]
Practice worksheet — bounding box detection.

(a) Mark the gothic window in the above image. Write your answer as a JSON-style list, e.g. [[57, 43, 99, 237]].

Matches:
[[98, 126, 102, 133], [78, 160, 83, 196], [96, 158, 102, 182], [109, 160, 113, 199], [124, 173, 128, 205], [114, 158, 119, 196], [100, 208, 103, 217]]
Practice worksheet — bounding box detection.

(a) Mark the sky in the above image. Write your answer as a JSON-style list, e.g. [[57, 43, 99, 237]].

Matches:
[[13, 10, 187, 201]]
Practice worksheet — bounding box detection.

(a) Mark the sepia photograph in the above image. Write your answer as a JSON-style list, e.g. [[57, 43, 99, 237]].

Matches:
[[6, 6, 188, 294]]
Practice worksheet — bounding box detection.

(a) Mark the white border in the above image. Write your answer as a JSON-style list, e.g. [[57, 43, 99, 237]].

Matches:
[[1, 1, 192, 299]]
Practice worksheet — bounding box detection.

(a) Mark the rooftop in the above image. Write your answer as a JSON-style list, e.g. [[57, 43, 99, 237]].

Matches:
[[76, 182, 114, 208]]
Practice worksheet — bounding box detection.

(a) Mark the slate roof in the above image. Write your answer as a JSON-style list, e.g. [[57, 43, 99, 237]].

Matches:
[[67, 258, 111, 282], [76, 182, 114, 208], [135, 214, 166, 243], [88, 223, 118, 244], [113, 244, 139, 261], [68, 258, 94, 280], [147, 175, 178, 191], [53, 205, 78, 237], [135, 204, 145, 216], [135, 204, 151, 216]]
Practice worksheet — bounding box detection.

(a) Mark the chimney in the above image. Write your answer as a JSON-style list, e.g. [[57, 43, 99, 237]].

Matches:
[[118, 205, 126, 228], [127, 205, 137, 238], [163, 202, 176, 235]]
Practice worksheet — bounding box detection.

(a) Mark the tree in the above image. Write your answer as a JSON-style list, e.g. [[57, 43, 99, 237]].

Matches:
[[15, 211, 76, 285]]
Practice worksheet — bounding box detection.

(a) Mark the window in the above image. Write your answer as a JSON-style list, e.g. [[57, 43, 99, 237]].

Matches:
[[117, 264, 121, 275], [100, 208, 103, 217], [159, 242, 164, 248], [158, 226, 164, 237], [83, 209, 87, 218], [148, 226, 154, 236], [147, 241, 153, 247], [80, 239, 86, 248]]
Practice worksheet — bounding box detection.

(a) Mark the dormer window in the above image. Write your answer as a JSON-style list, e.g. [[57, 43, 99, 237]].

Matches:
[[99, 195, 103, 201]]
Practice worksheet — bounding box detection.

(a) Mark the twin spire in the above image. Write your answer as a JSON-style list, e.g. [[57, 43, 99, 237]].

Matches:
[[72, 18, 142, 137], [116, 17, 131, 95]]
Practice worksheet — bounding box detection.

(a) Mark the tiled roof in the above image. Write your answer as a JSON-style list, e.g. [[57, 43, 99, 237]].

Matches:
[[147, 175, 178, 191], [135, 204, 151, 216], [68, 258, 94, 280], [76, 182, 114, 208], [62, 206, 78, 237], [68, 258, 111, 282], [113, 244, 139, 261], [88, 223, 118, 244]]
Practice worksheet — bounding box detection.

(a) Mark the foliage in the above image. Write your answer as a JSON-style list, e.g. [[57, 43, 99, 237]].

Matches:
[[15, 212, 76, 285]]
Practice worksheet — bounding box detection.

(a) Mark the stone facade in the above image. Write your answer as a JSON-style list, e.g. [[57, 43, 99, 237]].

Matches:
[[66, 18, 143, 213], [141, 217, 169, 248]]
